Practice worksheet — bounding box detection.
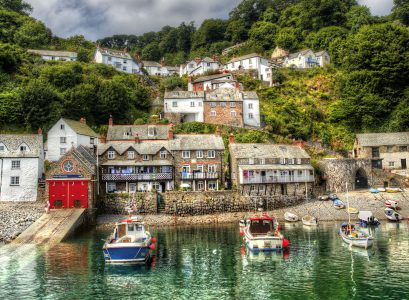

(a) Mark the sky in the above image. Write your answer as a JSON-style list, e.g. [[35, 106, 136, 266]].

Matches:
[[26, 0, 394, 41]]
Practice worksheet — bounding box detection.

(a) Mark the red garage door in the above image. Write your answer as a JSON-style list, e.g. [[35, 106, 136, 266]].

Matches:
[[48, 180, 89, 209]]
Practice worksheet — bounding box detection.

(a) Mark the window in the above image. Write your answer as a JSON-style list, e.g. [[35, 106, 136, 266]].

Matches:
[[208, 182, 217, 190], [10, 176, 19, 186], [389, 161, 395, 167], [248, 103, 253, 109], [249, 58, 252, 65], [189, 64, 194, 68], [60, 137, 66, 144], [210, 111, 216, 117], [207, 150, 216, 158], [231, 111, 237, 117], [60, 124, 65, 130], [372, 147, 380, 158], [115, 62, 121, 68], [60, 148, 66, 155], [399, 146, 408, 152], [208, 164, 217, 173], [129, 183, 137, 193], [143, 154, 150, 161], [182, 151, 190, 159], [190, 101, 195, 107], [122, 66, 127, 71], [248, 113, 253, 119], [260, 158, 265, 165], [230, 102, 236, 108], [11, 160, 20, 169], [108, 57, 112, 62], [198, 102, 202, 107], [90, 138, 95, 145], [172, 101, 178, 107], [108, 151, 115, 159], [197, 164, 204, 172], [210, 102, 216, 107], [298, 170, 303, 176], [123, 60, 127, 64], [309, 170, 314, 176], [20, 145, 27, 151], [160, 151, 167, 159], [220, 102, 226, 107], [128, 151, 135, 159], [0, 145, 5, 152], [198, 181, 204, 190], [249, 158, 254, 165], [387, 146, 394, 153], [107, 182, 116, 192], [196, 150, 203, 158], [148, 126, 157, 136]]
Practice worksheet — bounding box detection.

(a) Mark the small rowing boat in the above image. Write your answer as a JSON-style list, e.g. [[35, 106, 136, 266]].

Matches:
[[384, 200, 398, 208], [347, 207, 359, 214], [369, 188, 379, 193], [386, 188, 402, 193], [384, 207, 403, 221], [333, 199, 345, 209], [302, 215, 318, 226], [340, 223, 374, 249], [284, 212, 299, 222]]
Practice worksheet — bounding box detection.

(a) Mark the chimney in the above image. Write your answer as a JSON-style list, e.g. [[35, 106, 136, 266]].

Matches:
[[168, 124, 174, 140], [134, 134, 140, 143], [188, 76, 193, 91], [96, 42, 100, 49], [37, 128, 43, 135], [212, 55, 219, 62], [108, 115, 113, 127], [99, 135, 106, 144], [124, 47, 128, 53], [79, 117, 86, 124], [215, 127, 221, 137], [228, 133, 235, 144], [194, 57, 201, 65], [293, 139, 305, 149]]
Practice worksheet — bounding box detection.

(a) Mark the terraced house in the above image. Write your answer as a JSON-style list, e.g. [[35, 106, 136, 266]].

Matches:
[[228, 137, 314, 196]]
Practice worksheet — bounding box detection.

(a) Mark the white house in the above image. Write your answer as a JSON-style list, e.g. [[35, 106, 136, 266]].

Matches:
[[224, 53, 271, 82], [164, 91, 205, 123], [94, 46, 141, 74], [283, 49, 330, 69], [314, 51, 330, 67], [180, 57, 221, 77], [242, 92, 261, 127], [0, 133, 44, 201], [46, 118, 98, 162], [142, 61, 179, 76], [27, 49, 77, 62], [189, 73, 235, 91]]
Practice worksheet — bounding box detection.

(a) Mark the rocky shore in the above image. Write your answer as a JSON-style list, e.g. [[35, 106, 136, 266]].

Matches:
[[97, 190, 409, 228], [0, 202, 45, 243]]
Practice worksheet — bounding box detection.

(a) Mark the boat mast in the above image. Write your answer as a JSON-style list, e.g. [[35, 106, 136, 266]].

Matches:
[[346, 182, 351, 225]]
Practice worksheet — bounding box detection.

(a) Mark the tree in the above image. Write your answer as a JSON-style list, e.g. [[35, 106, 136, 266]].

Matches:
[[248, 21, 279, 49], [229, 0, 272, 28], [0, 42, 25, 73], [392, 0, 409, 25], [305, 26, 348, 50], [225, 19, 248, 43], [14, 19, 51, 48], [141, 42, 161, 61], [0, 8, 26, 43], [176, 22, 195, 53], [275, 27, 301, 51], [346, 5, 373, 33], [0, 0, 32, 15], [192, 19, 228, 49], [0, 91, 22, 124], [62, 83, 95, 121]]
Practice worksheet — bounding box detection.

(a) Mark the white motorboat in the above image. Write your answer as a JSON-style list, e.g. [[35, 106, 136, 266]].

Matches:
[[384, 207, 403, 221], [302, 215, 318, 226], [284, 212, 299, 222], [240, 214, 289, 251], [340, 223, 374, 249]]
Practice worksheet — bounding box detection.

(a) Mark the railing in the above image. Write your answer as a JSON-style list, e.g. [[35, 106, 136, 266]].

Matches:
[[102, 173, 172, 181], [241, 175, 315, 184], [181, 172, 219, 180]]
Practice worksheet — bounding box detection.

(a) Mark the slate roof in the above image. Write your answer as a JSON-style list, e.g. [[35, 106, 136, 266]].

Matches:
[[98, 47, 133, 60], [205, 88, 243, 102], [227, 53, 262, 64], [62, 118, 98, 137], [169, 135, 225, 151], [315, 51, 328, 57], [142, 61, 162, 68], [166, 66, 179, 72], [356, 132, 409, 147], [201, 57, 218, 63], [242, 91, 259, 99], [164, 91, 205, 99], [229, 143, 310, 159], [106, 125, 170, 141], [288, 49, 314, 60], [0, 134, 43, 158], [98, 140, 171, 155], [192, 73, 233, 84], [27, 49, 77, 58]]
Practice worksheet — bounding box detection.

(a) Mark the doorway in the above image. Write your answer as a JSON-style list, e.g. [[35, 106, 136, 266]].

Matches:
[[401, 159, 407, 169]]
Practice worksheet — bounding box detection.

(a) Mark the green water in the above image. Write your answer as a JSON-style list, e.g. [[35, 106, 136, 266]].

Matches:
[[0, 222, 409, 299]]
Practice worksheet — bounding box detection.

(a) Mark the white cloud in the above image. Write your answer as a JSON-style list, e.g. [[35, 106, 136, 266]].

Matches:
[[26, 0, 394, 41]]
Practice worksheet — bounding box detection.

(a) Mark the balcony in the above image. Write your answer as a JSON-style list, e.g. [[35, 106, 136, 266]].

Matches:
[[102, 173, 173, 181], [181, 172, 219, 180], [241, 175, 315, 184]]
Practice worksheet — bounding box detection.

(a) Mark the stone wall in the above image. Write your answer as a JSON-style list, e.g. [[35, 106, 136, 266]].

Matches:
[[98, 192, 157, 214], [371, 169, 409, 188]]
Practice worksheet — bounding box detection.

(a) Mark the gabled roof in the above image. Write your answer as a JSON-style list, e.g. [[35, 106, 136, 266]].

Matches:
[[28, 49, 77, 58], [166, 66, 179, 72], [142, 61, 162, 68], [315, 51, 328, 57], [169, 134, 224, 151], [98, 140, 171, 155], [288, 49, 314, 59], [227, 53, 263, 64], [164, 91, 204, 99], [229, 143, 310, 159], [356, 132, 409, 147], [192, 73, 233, 84], [62, 119, 98, 137], [205, 88, 243, 102], [201, 57, 218, 63], [97, 47, 133, 60], [0, 134, 43, 158], [106, 124, 170, 141]]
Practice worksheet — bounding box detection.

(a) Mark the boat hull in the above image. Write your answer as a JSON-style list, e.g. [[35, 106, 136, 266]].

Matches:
[[103, 244, 151, 264], [245, 236, 284, 251], [340, 233, 373, 248]]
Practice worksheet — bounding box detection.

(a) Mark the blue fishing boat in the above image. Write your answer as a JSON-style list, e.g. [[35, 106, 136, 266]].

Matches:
[[369, 188, 379, 193], [103, 215, 156, 264], [333, 199, 345, 209]]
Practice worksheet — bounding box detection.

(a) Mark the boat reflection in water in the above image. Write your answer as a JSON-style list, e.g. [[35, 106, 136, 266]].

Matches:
[[240, 246, 290, 264]]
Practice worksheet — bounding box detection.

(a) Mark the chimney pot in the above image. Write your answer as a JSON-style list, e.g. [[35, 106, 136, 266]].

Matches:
[[99, 135, 106, 144], [37, 128, 43, 135], [168, 124, 174, 140], [79, 117, 86, 124], [108, 115, 113, 127], [134, 134, 140, 143], [228, 133, 235, 144]]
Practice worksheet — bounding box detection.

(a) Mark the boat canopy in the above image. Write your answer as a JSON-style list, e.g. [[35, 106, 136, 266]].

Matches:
[[358, 211, 373, 220]]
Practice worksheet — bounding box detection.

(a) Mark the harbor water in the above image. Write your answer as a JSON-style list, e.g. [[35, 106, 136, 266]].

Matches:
[[0, 222, 408, 299]]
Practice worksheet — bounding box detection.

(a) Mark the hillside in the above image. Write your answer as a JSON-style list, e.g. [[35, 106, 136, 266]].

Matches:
[[0, 0, 409, 151]]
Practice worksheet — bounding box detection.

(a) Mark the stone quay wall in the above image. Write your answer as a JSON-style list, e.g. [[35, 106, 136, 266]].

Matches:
[[98, 191, 308, 216]]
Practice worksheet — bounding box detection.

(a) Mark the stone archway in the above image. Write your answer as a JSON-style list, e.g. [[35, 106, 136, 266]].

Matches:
[[355, 168, 368, 189]]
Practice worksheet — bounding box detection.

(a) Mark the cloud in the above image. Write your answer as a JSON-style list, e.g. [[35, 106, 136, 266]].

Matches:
[[26, 0, 394, 41]]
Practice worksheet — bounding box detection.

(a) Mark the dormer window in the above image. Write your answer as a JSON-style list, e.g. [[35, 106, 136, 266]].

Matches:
[[20, 145, 27, 152], [148, 126, 157, 137], [0, 144, 5, 152], [60, 124, 65, 130], [108, 151, 115, 159]]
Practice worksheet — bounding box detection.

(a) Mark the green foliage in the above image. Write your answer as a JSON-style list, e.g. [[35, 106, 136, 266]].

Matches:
[[304, 26, 348, 51], [393, 0, 409, 25], [0, 0, 31, 14], [225, 19, 248, 43], [275, 27, 301, 51], [0, 91, 22, 124], [14, 19, 51, 48], [160, 76, 186, 92], [248, 21, 279, 49], [346, 5, 373, 33], [229, 0, 272, 28], [0, 42, 25, 73], [192, 19, 228, 50]]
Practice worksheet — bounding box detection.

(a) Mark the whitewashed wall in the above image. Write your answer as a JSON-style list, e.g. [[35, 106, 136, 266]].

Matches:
[[243, 99, 261, 127]]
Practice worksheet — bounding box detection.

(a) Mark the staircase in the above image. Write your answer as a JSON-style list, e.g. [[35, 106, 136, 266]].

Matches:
[[157, 193, 166, 213]]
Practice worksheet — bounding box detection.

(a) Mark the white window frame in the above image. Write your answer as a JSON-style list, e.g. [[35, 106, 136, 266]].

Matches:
[[143, 154, 150, 161], [248, 113, 253, 119], [60, 137, 66, 144], [230, 102, 236, 108], [129, 183, 137, 193], [210, 111, 216, 117], [190, 101, 195, 107], [0, 144, 4, 152], [389, 161, 395, 167], [128, 151, 135, 159], [10, 176, 20, 186], [260, 158, 265, 165], [249, 158, 254, 165], [210, 102, 216, 107], [60, 148, 66, 155], [160, 150, 167, 159], [60, 124, 65, 130], [107, 182, 116, 192], [11, 160, 20, 169], [208, 164, 217, 173], [230, 111, 236, 117], [20, 145, 27, 152], [108, 151, 115, 159], [196, 150, 203, 159], [182, 151, 190, 159], [197, 164, 204, 172], [172, 101, 178, 107], [248, 103, 253, 109], [208, 182, 217, 190], [207, 150, 216, 158], [90, 138, 95, 145]]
